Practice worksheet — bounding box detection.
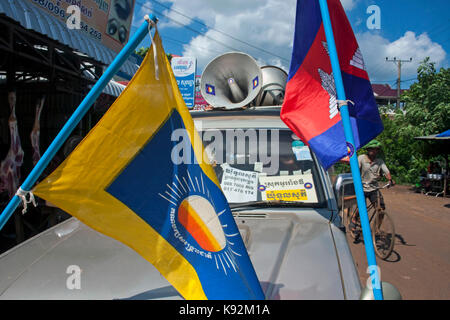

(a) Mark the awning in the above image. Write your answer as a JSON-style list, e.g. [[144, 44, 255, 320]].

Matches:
[[82, 70, 125, 97], [0, 0, 140, 80], [415, 130, 450, 141], [437, 130, 450, 138], [0, 73, 125, 97], [103, 79, 126, 97]]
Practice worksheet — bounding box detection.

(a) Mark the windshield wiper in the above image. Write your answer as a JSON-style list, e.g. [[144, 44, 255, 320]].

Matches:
[[229, 200, 309, 210]]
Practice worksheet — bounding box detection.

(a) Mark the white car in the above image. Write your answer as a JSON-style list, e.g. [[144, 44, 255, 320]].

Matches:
[[0, 107, 399, 299]]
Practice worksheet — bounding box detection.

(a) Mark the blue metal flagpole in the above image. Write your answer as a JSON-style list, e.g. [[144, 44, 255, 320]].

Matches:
[[317, 0, 383, 300], [0, 14, 158, 231]]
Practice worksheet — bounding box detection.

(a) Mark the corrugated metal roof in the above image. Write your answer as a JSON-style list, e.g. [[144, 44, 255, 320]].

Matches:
[[104, 80, 126, 97], [0, 0, 139, 79], [84, 70, 126, 97]]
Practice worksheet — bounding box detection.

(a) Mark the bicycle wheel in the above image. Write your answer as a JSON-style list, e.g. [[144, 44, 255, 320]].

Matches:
[[346, 205, 360, 240], [371, 210, 395, 260]]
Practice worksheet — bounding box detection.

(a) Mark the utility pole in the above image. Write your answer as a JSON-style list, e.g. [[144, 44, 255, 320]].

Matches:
[[385, 57, 412, 108]]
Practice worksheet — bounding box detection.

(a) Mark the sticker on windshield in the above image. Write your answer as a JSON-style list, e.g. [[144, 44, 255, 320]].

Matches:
[[253, 162, 263, 173], [220, 165, 258, 203], [266, 189, 308, 201], [258, 174, 318, 203], [292, 145, 312, 161]]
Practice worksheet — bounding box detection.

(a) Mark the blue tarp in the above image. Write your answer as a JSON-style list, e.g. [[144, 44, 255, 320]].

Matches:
[[437, 130, 450, 138]]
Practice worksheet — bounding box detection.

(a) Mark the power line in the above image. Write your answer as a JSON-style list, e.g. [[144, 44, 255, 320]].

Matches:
[[424, 20, 450, 38], [400, 77, 417, 83], [162, 34, 226, 56], [136, 2, 242, 52], [135, 0, 290, 63]]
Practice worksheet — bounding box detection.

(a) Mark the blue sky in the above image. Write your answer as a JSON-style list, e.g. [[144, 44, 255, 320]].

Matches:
[[130, 0, 449, 89]]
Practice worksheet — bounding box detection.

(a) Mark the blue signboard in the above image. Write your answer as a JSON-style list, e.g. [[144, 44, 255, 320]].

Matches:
[[171, 57, 197, 108]]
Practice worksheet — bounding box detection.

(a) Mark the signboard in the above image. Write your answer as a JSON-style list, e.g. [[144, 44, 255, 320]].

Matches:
[[171, 57, 197, 108], [27, 0, 135, 53]]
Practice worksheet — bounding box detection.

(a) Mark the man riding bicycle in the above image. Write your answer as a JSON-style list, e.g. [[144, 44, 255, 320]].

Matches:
[[349, 139, 394, 234]]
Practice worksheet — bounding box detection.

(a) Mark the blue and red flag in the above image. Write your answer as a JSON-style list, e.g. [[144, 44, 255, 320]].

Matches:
[[281, 0, 383, 169]]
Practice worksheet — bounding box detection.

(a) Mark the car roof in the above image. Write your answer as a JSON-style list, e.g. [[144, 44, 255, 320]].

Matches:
[[191, 107, 288, 129], [190, 106, 282, 118]]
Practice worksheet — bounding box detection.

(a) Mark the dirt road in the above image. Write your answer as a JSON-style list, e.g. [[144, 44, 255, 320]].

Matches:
[[346, 185, 450, 300]]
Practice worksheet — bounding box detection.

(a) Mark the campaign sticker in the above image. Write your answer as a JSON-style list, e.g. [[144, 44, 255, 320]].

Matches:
[[220, 166, 258, 203], [258, 174, 318, 203], [266, 189, 308, 202]]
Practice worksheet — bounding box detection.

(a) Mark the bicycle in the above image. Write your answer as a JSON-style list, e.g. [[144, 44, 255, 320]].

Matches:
[[345, 183, 396, 260]]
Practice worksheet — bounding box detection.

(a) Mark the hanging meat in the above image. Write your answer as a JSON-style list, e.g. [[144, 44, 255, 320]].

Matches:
[[30, 96, 45, 166], [0, 92, 24, 198]]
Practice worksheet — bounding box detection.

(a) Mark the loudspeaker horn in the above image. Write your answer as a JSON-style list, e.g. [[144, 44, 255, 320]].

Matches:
[[200, 52, 262, 109], [254, 66, 287, 106]]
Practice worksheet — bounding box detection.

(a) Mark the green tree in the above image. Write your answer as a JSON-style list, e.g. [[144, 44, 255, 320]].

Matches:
[[402, 57, 450, 135], [377, 58, 450, 184], [135, 46, 148, 58], [135, 47, 173, 63]]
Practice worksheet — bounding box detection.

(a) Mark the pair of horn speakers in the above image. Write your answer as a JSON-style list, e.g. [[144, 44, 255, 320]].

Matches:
[[200, 52, 287, 109]]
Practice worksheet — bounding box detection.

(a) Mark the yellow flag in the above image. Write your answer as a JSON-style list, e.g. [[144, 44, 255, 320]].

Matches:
[[34, 31, 264, 300]]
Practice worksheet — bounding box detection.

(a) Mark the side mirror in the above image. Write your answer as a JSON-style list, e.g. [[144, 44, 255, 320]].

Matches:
[[360, 282, 402, 300], [333, 173, 355, 210]]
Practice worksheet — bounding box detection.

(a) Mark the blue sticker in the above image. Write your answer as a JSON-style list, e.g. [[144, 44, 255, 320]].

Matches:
[[258, 185, 266, 192], [305, 182, 313, 189], [292, 140, 304, 148], [252, 76, 259, 89], [205, 84, 215, 95]]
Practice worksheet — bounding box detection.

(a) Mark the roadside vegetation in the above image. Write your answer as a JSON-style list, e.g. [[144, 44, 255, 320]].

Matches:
[[336, 58, 449, 185]]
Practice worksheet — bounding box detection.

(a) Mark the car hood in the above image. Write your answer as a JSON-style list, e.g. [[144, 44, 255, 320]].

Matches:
[[0, 208, 359, 299]]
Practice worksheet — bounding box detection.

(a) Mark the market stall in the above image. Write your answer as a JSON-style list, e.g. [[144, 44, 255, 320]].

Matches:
[[415, 130, 450, 197], [0, 0, 135, 248]]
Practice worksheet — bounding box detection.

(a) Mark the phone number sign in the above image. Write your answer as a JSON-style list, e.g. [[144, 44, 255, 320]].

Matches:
[[27, 0, 135, 53]]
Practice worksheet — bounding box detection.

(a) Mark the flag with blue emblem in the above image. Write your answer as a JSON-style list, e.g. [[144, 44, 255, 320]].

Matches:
[[33, 31, 264, 300]]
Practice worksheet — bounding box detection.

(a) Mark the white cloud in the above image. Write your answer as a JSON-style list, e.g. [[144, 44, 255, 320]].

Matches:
[[357, 31, 447, 84], [157, 0, 297, 72], [341, 0, 357, 11]]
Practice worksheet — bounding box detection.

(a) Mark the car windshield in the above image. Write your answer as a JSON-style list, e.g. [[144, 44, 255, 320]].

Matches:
[[199, 128, 327, 208]]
